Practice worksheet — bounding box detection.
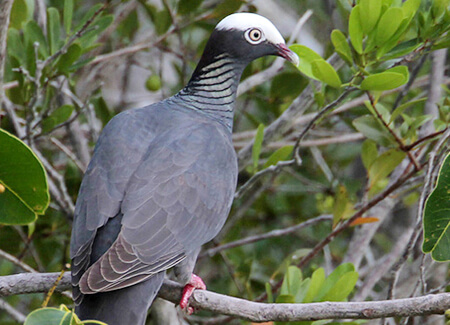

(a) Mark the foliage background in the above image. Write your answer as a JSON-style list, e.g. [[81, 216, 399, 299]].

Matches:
[[0, 0, 449, 324]]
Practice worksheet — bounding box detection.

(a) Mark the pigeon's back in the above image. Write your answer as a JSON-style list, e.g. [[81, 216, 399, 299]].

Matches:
[[71, 103, 237, 323]]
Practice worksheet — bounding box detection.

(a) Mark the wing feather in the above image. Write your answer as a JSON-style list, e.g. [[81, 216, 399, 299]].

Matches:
[[72, 106, 237, 299]]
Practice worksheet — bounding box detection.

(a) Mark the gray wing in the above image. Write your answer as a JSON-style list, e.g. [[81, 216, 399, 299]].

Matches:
[[71, 108, 163, 303], [73, 110, 237, 295]]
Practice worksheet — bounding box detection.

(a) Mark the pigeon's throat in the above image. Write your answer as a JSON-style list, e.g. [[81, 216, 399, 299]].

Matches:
[[176, 55, 246, 131]]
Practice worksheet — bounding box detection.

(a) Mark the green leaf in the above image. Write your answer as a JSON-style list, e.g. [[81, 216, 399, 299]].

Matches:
[[361, 139, 378, 170], [213, 0, 244, 18], [432, 0, 448, 20], [0, 129, 49, 224], [331, 29, 353, 66], [7, 28, 25, 64], [276, 294, 295, 303], [321, 271, 358, 301], [252, 124, 265, 172], [353, 115, 395, 146], [280, 266, 302, 297], [24, 308, 68, 325], [92, 96, 113, 127], [360, 66, 409, 91], [10, 0, 28, 29], [349, 5, 363, 54], [178, 0, 203, 15], [333, 185, 347, 226], [311, 59, 342, 88], [265, 282, 274, 303], [402, 0, 421, 19], [78, 15, 114, 48], [47, 7, 61, 56], [422, 153, 450, 261], [368, 149, 406, 188], [359, 0, 382, 34], [270, 72, 306, 100], [264, 146, 293, 169], [0, 186, 36, 225], [303, 268, 325, 303], [24, 21, 49, 58], [382, 39, 421, 60], [375, 7, 404, 46], [315, 263, 355, 301], [56, 43, 81, 73], [41, 104, 74, 133], [389, 98, 427, 124], [117, 10, 139, 40], [63, 0, 74, 34], [295, 278, 311, 303], [290, 44, 323, 80], [73, 4, 103, 32]]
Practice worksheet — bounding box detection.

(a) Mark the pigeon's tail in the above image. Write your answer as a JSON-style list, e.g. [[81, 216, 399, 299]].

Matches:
[[75, 272, 165, 325]]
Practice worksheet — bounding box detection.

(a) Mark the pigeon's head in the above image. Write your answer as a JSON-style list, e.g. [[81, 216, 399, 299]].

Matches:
[[210, 13, 299, 66]]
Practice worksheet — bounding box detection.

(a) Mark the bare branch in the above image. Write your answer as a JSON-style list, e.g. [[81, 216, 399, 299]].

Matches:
[[0, 272, 448, 322], [0, 249, 37, 273], [201, 215, 332, 258], [0, 298, 26, 323]]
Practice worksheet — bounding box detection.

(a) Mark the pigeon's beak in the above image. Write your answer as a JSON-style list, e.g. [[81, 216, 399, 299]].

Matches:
[[276, 43, 299, 66]]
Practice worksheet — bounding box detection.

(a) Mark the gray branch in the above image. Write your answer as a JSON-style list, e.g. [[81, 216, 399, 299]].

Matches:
[[0, 272, 449, 322]]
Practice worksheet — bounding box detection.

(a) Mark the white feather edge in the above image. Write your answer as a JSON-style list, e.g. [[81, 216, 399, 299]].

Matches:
[[215, 13, 286, 45]]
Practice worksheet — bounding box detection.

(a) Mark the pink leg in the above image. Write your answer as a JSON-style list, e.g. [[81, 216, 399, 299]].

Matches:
[[179, 274, 206, 314]]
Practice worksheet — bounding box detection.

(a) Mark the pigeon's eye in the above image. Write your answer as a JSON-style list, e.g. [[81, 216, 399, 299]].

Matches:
[[245, 28, 264, 44]]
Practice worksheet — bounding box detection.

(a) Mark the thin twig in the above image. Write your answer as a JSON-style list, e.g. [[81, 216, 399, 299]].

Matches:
[[201, 215, 332, 258], [293, 87, 357, 164]]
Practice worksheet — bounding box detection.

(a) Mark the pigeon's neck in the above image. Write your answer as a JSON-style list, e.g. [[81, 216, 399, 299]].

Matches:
[[174, 53, 246, 132]]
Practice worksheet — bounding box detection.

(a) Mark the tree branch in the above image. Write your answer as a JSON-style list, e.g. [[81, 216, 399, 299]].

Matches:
[[0, 272, 449, 322]]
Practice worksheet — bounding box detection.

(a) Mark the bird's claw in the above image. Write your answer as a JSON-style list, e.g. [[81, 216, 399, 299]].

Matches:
[[179, 274, 206, 314]]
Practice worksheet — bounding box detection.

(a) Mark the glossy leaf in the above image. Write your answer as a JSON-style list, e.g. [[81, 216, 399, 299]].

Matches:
[[375, 8, 404, 46], [389, 98, 427, 124], [303, 267, 325, 303], [432, 0, 448, 20], [78, 15, 114, 48], [315, 263, 355, 301], [280, 266, 302, 297], [368, 149, 406, 188], [353, 115, 395, 146], [360, 66, 409, 91], [361, 139, 378, 170], [41, 105, 74, 133], [63, 0, 74, 34], [264, 146, 293, 169], [252, 124, 265, 172], [47, 8, 61, 56], [359, 0, 382, 34], [0, 129, 49, 224], [422, 153, 450, 261], [178, 0, 203, 15], [10, 0, 28, 29], [322, 271, 358, 301], [311, 59, 342, 88], [56, 43, 81, 73], [349, 5, 363, 54], [402, 0, 421, 19], [24, 21, 49, 58], [24, 308, 68, 325], [331, 29, 353, 66], [333, 184, 354, 227], [290, 44, 323, 80]]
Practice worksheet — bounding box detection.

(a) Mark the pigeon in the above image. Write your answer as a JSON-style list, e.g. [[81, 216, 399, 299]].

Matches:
[[70, 12, 299, 325]]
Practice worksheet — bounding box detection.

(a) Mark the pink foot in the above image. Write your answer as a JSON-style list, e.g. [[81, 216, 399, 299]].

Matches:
[[179, 274, 206, 314]]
